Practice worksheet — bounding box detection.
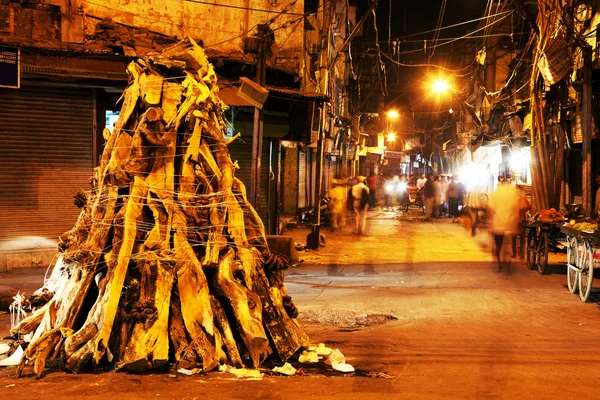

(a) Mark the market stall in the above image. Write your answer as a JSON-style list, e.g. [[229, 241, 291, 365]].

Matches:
[[523, 209, 566, 275], [561, 221, 600, 302]]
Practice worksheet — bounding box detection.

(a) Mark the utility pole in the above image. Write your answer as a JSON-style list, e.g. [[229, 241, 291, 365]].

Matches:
[[250, 24, 271, 209], [306, 1, 331, 250], [582, 45, 592, 215]]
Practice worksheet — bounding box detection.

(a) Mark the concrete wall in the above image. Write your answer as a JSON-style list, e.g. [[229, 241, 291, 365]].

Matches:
[[58, 0, 304, 72]]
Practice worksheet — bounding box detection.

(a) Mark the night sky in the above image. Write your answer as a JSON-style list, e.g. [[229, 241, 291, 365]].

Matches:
[[389, 0, 489, 38]]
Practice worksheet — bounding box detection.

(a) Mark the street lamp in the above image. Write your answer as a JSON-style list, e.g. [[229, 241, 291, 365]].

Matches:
[[387, 132, 396, 142], [432, 78, 451, 95], [386, 109, 400, 119]]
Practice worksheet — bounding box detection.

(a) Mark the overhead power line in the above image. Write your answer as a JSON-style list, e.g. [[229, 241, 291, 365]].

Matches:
[[393, 9, 513, 41], [184, 0, 305, 16]]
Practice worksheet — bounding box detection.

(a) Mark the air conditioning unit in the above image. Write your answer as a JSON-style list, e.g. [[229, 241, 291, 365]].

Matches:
[[237, 77, 269, 109]]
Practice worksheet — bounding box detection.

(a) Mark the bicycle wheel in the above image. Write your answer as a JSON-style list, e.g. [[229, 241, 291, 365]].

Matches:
[[567, 237, 579, 294], [578, 241, 594, 302], [526, 228, 537, 270], [537, 230, 549, 275]]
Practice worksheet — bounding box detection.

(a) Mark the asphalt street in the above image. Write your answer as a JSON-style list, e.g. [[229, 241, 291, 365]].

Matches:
[[1, 208, 600, 399]]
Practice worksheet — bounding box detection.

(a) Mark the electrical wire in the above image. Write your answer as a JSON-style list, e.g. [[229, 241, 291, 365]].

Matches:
[[386, 9, 513, 41], [379, 51, 472, 73], [184, 0, 305, 16], [429, 0, 447, 61], [394, 12, 513, 55]]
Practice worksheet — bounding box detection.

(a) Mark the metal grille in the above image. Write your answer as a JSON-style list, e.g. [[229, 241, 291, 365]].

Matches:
[[228, 139, 271, 230], [0, 85, 93, 241]]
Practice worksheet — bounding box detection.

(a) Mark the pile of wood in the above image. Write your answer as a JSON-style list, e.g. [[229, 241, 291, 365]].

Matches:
[[11, 37, 308, 378]]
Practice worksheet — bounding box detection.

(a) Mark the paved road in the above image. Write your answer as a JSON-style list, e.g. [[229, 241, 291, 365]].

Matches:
[[1, 210, 600, 399], [284, 211, 600, 399]]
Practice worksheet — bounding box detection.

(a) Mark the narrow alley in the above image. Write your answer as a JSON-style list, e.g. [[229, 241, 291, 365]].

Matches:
[[2, 210, 600, 399]]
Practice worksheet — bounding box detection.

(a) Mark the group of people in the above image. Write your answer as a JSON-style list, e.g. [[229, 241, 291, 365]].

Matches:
[[418, 174, 465, 221], [326, 176, 370, 235]]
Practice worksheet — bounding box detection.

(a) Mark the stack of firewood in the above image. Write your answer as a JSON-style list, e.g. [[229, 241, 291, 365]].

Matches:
[[11, 37, 308, 377]]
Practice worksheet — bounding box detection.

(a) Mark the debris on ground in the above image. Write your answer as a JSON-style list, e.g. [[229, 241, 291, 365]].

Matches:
[[298, 350, 319, 363], [218, 365, 264, 379], [177, 367, 201, 376], [325, 349, 354, 373], [299, 309, 397, 328], [272, 362, 296, 376], [0, 345, 23, 367]]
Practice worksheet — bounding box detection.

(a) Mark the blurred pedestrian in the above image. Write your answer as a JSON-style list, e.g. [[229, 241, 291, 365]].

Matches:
[[351, 176, 370, 235], [440, 175, 449, 216], [513, 185, 530, 259], [433, 176, 442, 218], [416, 173, 427, 190], [488, 179, 520, 271], [423, 175, 435, 219], [326, 179, 347, 231], [466, 187, 487, 236], [366, 172, 379, 209], [447, 175, 460, 222]]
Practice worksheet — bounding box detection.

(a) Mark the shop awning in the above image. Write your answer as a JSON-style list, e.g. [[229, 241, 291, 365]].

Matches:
[[216, 79, 329, 107]]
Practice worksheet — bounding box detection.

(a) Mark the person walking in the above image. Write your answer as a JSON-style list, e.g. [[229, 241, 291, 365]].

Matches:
[[440, 175, 449, 216], [513, 185, 530, 259], [416, 173, 427, 190], [433, 176, 442, 218], [351, 176, 370, 235], [326, 179, 347, 231], [447, 175, 460, 222], [466, 187, 487, 236], [366, 172, 379, 209], [488, 179, 520, 271], [423, 175, 435, 219]]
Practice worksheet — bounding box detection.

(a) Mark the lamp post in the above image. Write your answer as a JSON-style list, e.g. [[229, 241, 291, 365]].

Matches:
[[385, 109, 399, 148]]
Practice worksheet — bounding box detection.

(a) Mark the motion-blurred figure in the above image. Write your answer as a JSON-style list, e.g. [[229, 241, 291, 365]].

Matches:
[[351, 176, 370, 235], [447, 176, 460, 222], [366, 172, 379, 209], [423, 175, 435, 219], [326, 179, 347, 231], [488, 179, 520, 271]]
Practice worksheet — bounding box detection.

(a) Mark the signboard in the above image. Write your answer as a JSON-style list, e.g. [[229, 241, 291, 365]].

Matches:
[[0, 46, 20, 89], [384, 150, 403, 159]]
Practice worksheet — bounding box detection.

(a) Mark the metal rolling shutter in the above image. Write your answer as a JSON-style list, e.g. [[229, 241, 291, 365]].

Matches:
[[228, 140, 270, 223], [0, 85, 94, 241], [298, 149, 307, 208]]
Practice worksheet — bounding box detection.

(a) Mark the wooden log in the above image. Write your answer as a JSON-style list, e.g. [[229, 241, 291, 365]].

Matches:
[[168, 288, 202, 369], [10, 301, 51, 337], [162, 81, 184, 124], [178, 118, 203, 219], [212, 249, 268, 368], [119, 257, 174, 371], [210, 295, 243, 368], [141, 73, 163, 106], [17, 328, 61, 378], [172, 209, 219, 371], [247, 251, 309, 361], [82, 177, 148, 367]]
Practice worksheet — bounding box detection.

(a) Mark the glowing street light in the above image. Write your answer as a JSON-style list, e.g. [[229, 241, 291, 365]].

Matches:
[[386, 109, 400, 119], [432, 79, 450, 95], [387, 132, 396, 142]]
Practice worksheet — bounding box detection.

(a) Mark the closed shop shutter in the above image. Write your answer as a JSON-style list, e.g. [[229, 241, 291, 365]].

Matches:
[[228, 139, 271, 229], [0, 85, 94, 241], [298, 149, 307, 208]]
